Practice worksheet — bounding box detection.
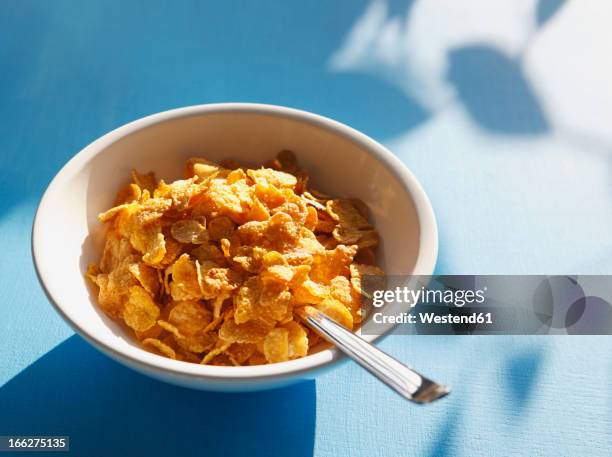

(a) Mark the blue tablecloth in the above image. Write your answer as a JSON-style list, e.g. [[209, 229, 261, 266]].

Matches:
[[1, 1, 611, 455]]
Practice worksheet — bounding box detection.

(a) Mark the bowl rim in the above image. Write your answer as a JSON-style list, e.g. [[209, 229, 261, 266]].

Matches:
[[31, 102, 438, 382]]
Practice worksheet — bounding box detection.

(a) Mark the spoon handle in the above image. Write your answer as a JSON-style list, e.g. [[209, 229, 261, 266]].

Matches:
[[298, 306, 450, 403]]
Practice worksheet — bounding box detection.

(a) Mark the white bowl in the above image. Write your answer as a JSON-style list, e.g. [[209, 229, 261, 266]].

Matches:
[[32, 103, 437, 392]]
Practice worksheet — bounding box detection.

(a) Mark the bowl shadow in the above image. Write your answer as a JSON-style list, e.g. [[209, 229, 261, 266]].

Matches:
[[0, 335, 316, 457]]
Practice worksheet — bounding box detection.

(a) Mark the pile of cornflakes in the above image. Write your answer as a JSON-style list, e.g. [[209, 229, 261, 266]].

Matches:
[[87, 151, 384, 365]]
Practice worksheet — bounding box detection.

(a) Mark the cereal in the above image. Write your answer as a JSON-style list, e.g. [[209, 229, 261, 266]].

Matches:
[[225, 343, 257, 365], [190, 242, 226, 266], [131, 170, 157, 193], [247, 168, 297, 189], [168, 254, 202, 301], [99, 232, 134, 273], [316, 297, 353, 329], [142, 338, 177, 359], [170, 219, 208, 244], [263, 328, 289, 363], [168, 300, 213, 336], [186, 157, 221, 180], [197, 262, 240, 299], [284, 321, 308, 359], [207, 216, 235, 241], [96, 256, 140, 318], [310, 245, 358, 283], [114, 183, 142, 205], [326, 198, 380, 250], [350, 263, 385, 296], [219, 315, 273, 343], [123, 286, 160, 332], [159, 236, 184, 267], [330, 275, 362, 323], [157, 177, 200, 211], [86, 151, 384, 365], [128, 262, 160, 297]]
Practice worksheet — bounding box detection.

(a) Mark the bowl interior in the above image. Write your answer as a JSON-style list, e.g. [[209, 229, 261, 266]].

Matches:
[[34, 106, 427, 379]]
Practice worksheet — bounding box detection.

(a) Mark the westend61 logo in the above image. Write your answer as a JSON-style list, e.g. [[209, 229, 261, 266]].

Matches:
[[372, 286, 486, 308], [369, 283, 491, 326], [361, 275, 612, 335]]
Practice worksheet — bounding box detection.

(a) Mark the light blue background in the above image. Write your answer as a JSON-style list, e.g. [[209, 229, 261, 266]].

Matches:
[[1, 1, 611, 456]]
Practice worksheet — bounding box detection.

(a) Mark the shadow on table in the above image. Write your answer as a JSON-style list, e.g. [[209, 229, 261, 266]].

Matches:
[[504, 346, 545, 410], [0, 335, 316, 457], [447, 45, 549, 135]]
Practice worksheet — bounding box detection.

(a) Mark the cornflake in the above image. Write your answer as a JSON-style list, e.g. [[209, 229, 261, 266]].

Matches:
[[86, 151, 384, 365]]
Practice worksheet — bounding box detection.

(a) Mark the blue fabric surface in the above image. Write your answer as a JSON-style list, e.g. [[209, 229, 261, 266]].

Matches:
[[1, 1, 611, 456]]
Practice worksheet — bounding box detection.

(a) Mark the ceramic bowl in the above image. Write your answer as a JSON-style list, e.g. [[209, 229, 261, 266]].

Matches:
[[32, 103, 437, 391]]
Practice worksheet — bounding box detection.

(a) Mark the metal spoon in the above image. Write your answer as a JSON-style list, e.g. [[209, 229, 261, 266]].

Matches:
[[297, 306, 450, 403]]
